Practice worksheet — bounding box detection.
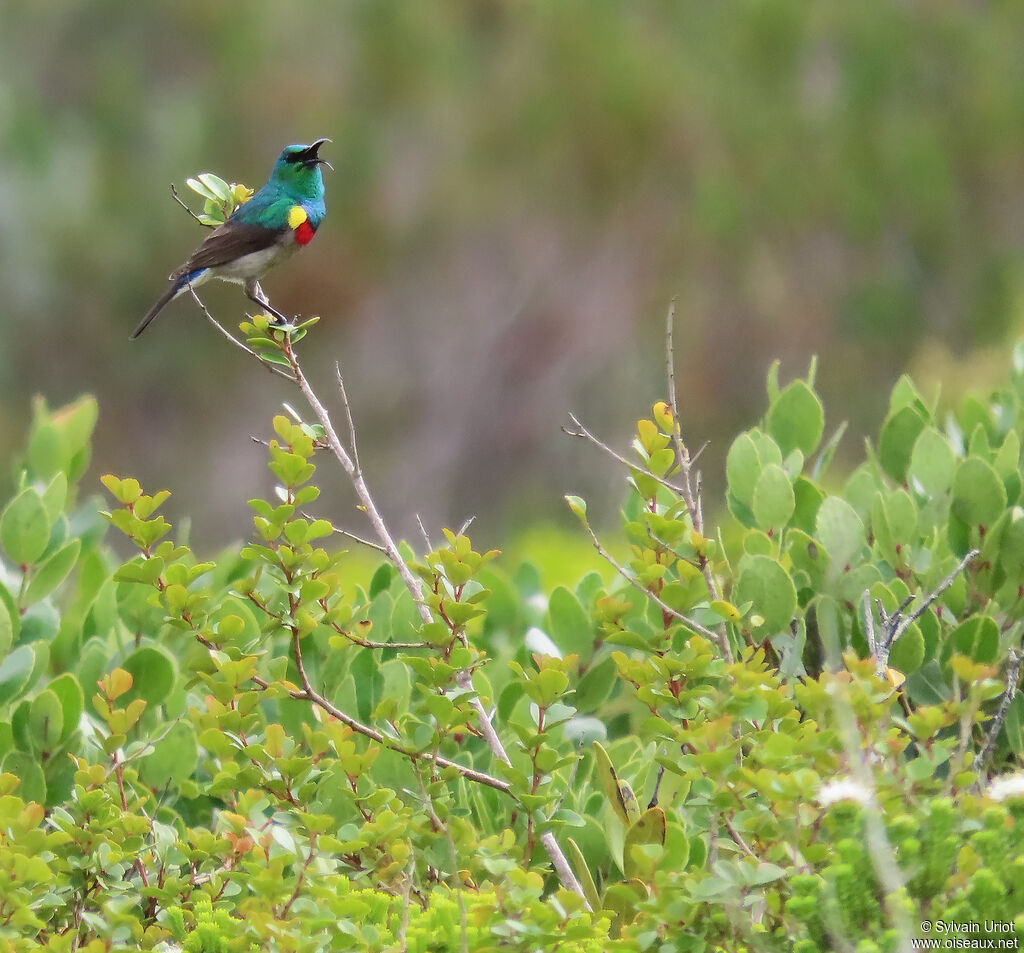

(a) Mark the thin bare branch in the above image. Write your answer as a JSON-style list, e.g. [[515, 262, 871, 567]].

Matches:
[[299, 512, 389, 554], [335, 362, 361, 477], [665, 302, 722, 610], [416, 514, 433, 551], [563, 412, 688, 497], [896, 549, 979, 638], [867, 549, 980, 677], [580, 518, 730, 653], [170, 184, 207, 225], [185, 285, 296, 382], [723, 815, 758, 860], [288, 629, 510, 793], [977, 642, 1023, 775]]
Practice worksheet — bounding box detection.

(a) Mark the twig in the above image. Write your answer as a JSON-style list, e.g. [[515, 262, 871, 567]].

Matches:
[[580, 519, 730, 651], [170, 183, 206, 225], [862, 593, 877, 659], [415, 515, 433, 551], [895, 549, 979, 639], [665, 301, 725, 620], [185, 285, 296, 382], [866, 549, 979, 677], [562, 412, 688, 497], [300, 513, 389, 555], [977, 643, 1023, 775], [335, 362, 361, 476], [723, 815, 757, 860], [287, 629, 510, 793]]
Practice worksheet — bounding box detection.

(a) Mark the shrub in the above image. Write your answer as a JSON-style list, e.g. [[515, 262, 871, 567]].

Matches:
[[0, 332, 1022, 950]]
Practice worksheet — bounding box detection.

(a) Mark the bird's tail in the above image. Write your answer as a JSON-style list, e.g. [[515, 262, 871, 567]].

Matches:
[[131, 280, 183, 339]]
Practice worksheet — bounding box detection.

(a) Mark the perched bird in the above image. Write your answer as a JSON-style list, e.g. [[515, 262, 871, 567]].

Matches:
[[132, 138, 330, 339]]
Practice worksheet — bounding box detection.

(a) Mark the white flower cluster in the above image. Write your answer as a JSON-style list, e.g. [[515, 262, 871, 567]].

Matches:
[[816, 777, 873, 808], [987, 771, 1024, 803]]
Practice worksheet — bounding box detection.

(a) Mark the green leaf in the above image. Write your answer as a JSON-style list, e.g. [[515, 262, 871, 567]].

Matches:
[[368, 562, 393, 598], [48, 673, 84, 742], [139, 722, 198, 789], [994, 430, 1020, 479], [575, 655, 617, 712], [815, 496, 866, 572], [566, 838, 601, 913], [28, 690, 63, 752], [197, 172, 232, 202], [627, 806, 666, 846], [1, 751, 45, 804], [186, 175, 223, 203], [602, 880, 647, 927], [765, 380, 824, 457], [548, 586, 594, 657], [1004, 694, 1024, 756], [905, 659, 950, 705], [878, 405, 928, 482], [888, 626, 924, 676], [1000, 507, 1024, 578], [741, 862, 788, 886], [786, 530, 828, 588], [350, 647, 383, 724], [23, 539, 80, 605], [0, 596, 12, 657], [734, 555, 797, 634], [0, 488, 51, 565], [752, 464, 795, 531], [909, 428, 956, 496], [593, 741, 632, 828], [40, 472, 69, 520], [942, 615, 999, 665], [565, 495, 588, 522], [121, 646, 176, 707], [623, 806, 667, 880], [27, 424, 67, 480], [952, 457, 1006, 527], [882, 489, 917, 542], [0, 645, 35, 707], [725, 433, 761, 507], [790, 477, 825, 536]]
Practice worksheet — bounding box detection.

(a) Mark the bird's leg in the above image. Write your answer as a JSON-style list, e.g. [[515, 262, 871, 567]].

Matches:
[[247, 281, 292, 326]]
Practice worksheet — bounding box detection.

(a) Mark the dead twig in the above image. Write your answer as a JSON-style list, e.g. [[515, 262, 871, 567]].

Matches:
[[865, 549, 979, 677], [977, 642, 1023, 776]]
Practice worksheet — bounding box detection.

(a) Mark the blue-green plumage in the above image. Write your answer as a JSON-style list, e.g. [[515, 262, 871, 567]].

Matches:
[[133, 139, 330, 339]]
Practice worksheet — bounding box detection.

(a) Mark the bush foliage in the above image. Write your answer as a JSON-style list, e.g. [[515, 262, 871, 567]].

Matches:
[[1, 341, 1023, 951]]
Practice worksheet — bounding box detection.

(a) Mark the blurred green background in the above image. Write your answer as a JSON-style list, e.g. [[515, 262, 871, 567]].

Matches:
[[3, 1, 1024, 550]]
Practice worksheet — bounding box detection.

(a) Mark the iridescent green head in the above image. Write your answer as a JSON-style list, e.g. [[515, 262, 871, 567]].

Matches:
[[269, 138, 331, 197]]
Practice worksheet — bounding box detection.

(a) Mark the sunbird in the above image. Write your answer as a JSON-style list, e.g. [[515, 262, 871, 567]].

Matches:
[[132, 138, 330, 339]]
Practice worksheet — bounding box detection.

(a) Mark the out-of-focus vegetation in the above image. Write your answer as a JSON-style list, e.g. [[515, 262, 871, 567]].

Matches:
[[3, 1, 1024, 546]]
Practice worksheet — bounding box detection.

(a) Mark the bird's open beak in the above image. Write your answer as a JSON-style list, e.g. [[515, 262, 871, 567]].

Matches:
[[300, 138, 333, 171]]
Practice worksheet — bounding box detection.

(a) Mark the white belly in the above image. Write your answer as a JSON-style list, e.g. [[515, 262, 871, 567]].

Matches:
[[209, 244, 294, 284]]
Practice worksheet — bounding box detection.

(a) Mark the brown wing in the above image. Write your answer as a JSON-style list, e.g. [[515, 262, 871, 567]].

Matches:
[[169, 221, 283, 279]]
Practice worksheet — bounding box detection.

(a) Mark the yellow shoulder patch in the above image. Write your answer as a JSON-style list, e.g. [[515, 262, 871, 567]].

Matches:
[[288, 206, 308, 229]]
